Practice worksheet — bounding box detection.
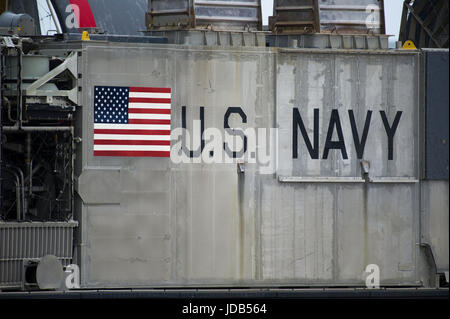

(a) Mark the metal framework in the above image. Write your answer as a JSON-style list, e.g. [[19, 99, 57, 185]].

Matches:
[[399, 0, 449, 48]]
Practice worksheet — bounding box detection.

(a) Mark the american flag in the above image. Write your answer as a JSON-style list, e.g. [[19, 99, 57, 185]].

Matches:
[[93, 86, 171, 157]]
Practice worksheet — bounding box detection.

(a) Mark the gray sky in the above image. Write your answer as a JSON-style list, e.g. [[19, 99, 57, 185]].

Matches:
[[261, 0, 404, 42]]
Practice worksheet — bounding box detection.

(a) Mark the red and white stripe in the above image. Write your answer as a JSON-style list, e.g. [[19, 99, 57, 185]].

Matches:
[[94, 87, 171, 157]]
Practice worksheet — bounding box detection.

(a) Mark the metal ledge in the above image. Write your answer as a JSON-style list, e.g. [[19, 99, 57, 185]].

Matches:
[[279, 176, 420, 184], [279, 176, 365, 183], [0, 288, 447, 300]]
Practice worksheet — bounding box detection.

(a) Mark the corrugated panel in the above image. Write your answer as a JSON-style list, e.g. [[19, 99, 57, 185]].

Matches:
[[0, 222, 77, 289], [147, 0, 262, 31]]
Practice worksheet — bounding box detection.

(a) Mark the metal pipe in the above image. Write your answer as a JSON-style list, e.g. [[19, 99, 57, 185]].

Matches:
[[7, 165, 25, 220], [3, 96, 16, 123], [69, 127, 74, 220], [16, 44, 23, 128], [29, 159, 33, 198], [26, 133, 32, 203], [46, 0, 63, 34], [2, 126, 73, 132], [3, 168, 21, 221], [17, 167, 25, 220]]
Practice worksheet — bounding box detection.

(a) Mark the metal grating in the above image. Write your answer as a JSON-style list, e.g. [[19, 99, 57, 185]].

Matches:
[[0, 221, 77, 289]]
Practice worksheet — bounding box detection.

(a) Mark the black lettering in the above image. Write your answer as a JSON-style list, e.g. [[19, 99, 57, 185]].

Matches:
[[380, 110, 402, 160], [224, 107, 247, 158], [349, 110, 372, 160], [323, 109, 348, 160], [181, 106, 205, 158], [293, 108, 319, 159]]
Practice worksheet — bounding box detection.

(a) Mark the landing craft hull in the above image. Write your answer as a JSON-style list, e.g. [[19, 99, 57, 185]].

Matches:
[[65, 41, 437, 288]]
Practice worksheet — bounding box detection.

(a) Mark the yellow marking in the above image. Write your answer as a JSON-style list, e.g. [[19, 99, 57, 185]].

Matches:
[[81, 31, 90, 41], [402, 40, 417, 50]]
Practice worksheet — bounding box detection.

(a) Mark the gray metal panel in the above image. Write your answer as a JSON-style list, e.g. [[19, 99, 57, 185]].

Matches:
[[272, 50, 419, 285], [260, 180, 418, 284], [79, 43, 269, 287], [276, 51, 419, 179], [425, 49, 449, 180], [76, 42, 424, 288], [421, 181, 449, 275]]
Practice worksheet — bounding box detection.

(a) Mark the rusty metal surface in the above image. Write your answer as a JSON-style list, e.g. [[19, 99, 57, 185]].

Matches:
[[146, 0, 263, 31], [270, 0, 385, 35], [269, 0, 320, 33]]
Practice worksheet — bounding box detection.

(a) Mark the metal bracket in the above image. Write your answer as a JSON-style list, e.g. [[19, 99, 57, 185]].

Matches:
[[2, 36, 15, 48], [25, 52, 78, 104], [237, 161, 245, 174]]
